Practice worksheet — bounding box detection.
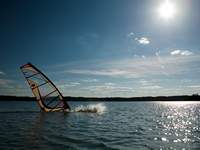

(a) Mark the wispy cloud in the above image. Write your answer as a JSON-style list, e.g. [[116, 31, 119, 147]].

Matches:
[[138, 79, 151, 86], [65, 55, 200, 78], [76, 33, 99, 47], [58, 80, 135, 97], [187, 85, 200, 88], [0, 79, 13, 87], [140, 85, 162, 90], [82, 84, 134, 93], [170, 50, 193, 56], [82, 79, 99, 83], [127, 32, 134, 38], [0, 79, 21, 95], [135, 37, 150, 45], [67, 69, 133, 77], [0, 71, 5, 75], [104, 82, 115, 86], [141, 55, 146, 59], [58, 82, 81, 89], [138, 79, 162, 90], [127, 33, 150, 45], [70, 82, 80, 85], [155, 51, 165, 69], [0, 79, 31, 96]]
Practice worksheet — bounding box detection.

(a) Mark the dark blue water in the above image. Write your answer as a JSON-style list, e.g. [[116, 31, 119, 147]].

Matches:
[[0, 101, 200, 150]]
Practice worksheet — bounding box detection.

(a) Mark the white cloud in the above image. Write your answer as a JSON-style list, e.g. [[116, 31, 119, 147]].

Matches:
[[104, 82, 115, 86], [155, 51, 160, 57], [142, 55, 146, 59], [181, 50, 193, 56], [70, 82, 80, 85], [63, 55, 200, 79], [52, 56, 200, 96], [138, 79, 151, 86], [135, 37, 150, 45], [0, 79, 12, 86], [59, 82, 80, 88], [0, 71, 5, 75], [58, 81, 134, 97], [82, 79, 98, 83], [0, 79, 14, 90], [68, 69, 132, 77], [140, 85, 162, 90], [82, 84, 134, 93], [188, 85, 200, 88], [127, 32, 134, 38], [170, 50, 193, 56], [138, 79, 162, 90], [170, 50, 181, 55], [155, 51, 165, 69]]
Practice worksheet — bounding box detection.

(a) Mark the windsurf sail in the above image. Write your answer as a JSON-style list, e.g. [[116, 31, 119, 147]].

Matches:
[[20, 63, 70, 112]]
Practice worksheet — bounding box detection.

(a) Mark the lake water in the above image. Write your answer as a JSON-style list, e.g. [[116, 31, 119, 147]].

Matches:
[[0, 101, 200, 150]]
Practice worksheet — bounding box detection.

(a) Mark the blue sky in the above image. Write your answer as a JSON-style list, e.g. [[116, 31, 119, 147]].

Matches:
[[0, 0, 200, 97]]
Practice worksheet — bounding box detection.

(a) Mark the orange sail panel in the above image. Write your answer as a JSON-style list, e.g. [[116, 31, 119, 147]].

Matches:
[[20, 63, 70, 112]]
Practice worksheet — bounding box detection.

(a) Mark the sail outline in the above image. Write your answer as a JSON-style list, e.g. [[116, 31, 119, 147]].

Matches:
[[20, 63, 70, 112]]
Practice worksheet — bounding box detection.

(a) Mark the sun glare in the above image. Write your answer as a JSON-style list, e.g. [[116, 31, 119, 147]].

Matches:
[[158, 0, 176, 21], [161, 101, 198, 107]]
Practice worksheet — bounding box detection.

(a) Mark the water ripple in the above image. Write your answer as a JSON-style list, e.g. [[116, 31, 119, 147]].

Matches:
[[1, 101, 200, 149]]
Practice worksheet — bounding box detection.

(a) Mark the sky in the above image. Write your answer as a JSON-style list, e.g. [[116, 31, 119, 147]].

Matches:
[[0, 0, 200, 97]]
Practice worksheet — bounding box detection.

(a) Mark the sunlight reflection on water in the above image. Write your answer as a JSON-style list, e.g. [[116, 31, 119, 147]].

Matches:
[[1, 101, 200, 149], [160, 101, 200, 106], [154, 101, 200, 149]]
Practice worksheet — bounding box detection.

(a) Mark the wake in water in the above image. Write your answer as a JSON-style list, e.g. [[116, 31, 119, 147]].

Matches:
[[71, 103, 106, 114]]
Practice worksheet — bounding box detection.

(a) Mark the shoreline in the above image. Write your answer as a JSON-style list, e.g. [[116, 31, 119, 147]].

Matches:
[[0, 95, 199, 101]]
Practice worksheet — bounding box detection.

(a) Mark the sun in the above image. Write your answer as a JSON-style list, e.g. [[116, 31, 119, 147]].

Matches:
[[158, 0, 176, 21]]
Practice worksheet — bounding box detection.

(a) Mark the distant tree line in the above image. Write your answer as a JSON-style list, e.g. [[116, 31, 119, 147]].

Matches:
[[0, 95, 199, 101]]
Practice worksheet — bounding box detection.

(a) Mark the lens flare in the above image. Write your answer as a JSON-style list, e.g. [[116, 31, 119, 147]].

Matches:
[[158, 0, 176, 21]]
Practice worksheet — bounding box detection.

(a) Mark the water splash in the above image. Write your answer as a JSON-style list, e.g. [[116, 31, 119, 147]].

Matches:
[[72, 103, 106, 114]]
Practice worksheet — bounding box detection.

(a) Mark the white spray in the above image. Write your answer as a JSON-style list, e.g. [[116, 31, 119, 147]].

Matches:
[[71, 103, 106, 114]]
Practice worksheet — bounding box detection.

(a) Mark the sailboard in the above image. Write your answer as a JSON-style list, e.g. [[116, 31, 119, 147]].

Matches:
[[20, 63, 70, 112]]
